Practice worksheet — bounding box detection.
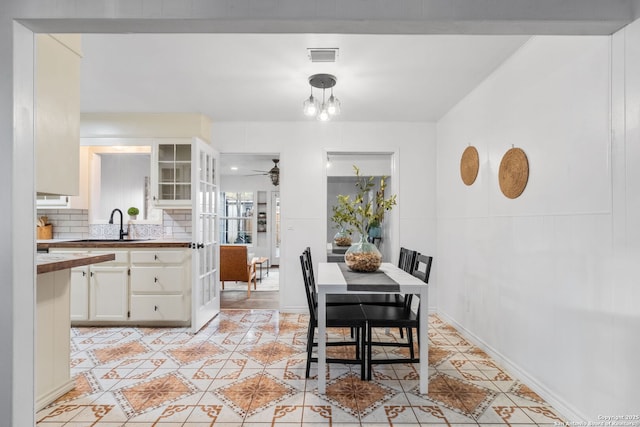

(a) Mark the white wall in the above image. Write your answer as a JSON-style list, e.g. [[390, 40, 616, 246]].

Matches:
[[213, 122, 437, 312], [436, 35, 639, 420], [98, 154, 148, 221]]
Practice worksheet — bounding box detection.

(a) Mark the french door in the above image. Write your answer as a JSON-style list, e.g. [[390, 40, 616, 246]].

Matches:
[[191, 138, 220, 332]]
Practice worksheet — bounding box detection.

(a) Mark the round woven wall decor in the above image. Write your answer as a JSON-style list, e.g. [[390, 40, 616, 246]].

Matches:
[[498, 147, 529, 199], [460, 146, 479, 186]]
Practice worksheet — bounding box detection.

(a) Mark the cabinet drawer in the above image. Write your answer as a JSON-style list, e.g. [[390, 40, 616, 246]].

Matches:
[[130, 295, 185, 321], [130, 266, 184, 293], [91, 250, 129, 264], [130, 250, 186, 264]]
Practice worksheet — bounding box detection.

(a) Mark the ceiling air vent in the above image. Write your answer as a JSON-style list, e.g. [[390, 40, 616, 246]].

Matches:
[[307, 48, 339, 63]]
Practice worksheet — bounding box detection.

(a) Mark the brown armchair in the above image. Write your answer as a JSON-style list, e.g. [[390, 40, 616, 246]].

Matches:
[[220, 245, 257, 296]]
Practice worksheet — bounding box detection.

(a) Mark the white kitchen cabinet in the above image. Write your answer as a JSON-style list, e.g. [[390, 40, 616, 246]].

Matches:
[[51, 249, 129, 322], [51, 247, 190, 324], [89, 265, 129, 321], [69, 265, 89, 320], [130, 295, 186, 321], [151, 139, 195, 208], [37, 146, 90, 209], [129, 249, 190, 321], [36, 269, 73, 410], [88, 250, 129, 321], [35, 34, 82, 196]]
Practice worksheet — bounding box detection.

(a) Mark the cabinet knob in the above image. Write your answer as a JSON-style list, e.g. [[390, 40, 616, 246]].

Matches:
[[154, 277, 158, 283], [197, 243, 204, 249], [154, 254, 159, 260], [154, 305, 158, 311], [82, 271, 87, 277]]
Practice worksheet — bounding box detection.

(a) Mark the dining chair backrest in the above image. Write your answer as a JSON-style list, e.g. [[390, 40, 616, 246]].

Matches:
[[412, 254, 433, 284], [398, 247, 418, 273], [304, 246, 316, 285], [402, 254, 432, 311], [299, 251, 318, 320]]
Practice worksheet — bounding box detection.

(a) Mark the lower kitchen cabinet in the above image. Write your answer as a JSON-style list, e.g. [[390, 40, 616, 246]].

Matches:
[[51, 247, 190, 325], [129, 249, 190, 322], [65, 250, 129, 322], [69, 265, 89, 320], [89, 265, 129, 321]]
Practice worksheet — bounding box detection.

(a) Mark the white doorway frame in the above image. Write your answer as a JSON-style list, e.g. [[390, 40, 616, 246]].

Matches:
[[323, 149, 400, 265]]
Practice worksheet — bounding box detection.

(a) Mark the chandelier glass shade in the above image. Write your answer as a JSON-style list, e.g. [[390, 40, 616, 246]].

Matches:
[[303, 74, 340, 121]]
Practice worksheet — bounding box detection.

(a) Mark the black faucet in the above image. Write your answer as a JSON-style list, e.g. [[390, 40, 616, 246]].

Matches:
[[108, 208, 129, 240]]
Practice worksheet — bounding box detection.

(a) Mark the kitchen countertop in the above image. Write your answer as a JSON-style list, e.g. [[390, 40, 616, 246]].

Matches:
[[37, 252, 116, 274], [37, 239, 192, 250]]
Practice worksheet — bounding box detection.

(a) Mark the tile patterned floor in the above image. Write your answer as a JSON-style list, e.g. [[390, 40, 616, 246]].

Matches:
[[37, 311, 566, 426]]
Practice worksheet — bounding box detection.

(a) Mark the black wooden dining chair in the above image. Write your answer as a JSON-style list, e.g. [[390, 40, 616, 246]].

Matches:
[[398, 247, 418, 273], [305, 247, 361, 306], [299, 250, 367, 379], [411, 254, 433, 285], [399, 253, 433, 340], [361, 254, 433, 380], [356, 247, 418, 307]]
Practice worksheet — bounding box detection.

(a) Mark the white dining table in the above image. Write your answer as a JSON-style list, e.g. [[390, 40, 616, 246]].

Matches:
[[316, 262, 429, 394]]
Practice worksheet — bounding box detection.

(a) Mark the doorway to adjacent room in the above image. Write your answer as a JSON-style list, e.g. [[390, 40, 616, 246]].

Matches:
[[219, 153, 281, 309]]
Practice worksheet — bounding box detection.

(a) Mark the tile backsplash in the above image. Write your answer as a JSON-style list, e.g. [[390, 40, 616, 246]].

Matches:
[[162, 209, 192, 239], [37, 209, 89, 240], [37, 208, 193, 240]]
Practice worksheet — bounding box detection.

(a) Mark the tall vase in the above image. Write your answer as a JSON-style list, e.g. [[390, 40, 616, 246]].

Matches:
[[333, 227, 352, 247], [344, 234, 382, 272]]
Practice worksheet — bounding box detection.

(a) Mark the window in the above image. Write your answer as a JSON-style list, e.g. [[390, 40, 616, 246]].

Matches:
[[220, 192, 254, 244]]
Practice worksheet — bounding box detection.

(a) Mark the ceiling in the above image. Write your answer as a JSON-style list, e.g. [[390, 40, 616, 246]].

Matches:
[[79, 33, 530, 123], [72, 4, 630, 178]]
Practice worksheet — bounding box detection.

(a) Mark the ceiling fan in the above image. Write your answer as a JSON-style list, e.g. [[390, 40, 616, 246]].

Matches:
[[247, 159, 280, 186]]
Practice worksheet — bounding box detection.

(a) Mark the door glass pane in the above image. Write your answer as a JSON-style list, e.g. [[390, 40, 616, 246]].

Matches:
[[200, 152, 206, 182], [220, 191, 254, 244], [220, 218, 253, 244], [199, 182, 206, 213], [212, 158, 216, 185]]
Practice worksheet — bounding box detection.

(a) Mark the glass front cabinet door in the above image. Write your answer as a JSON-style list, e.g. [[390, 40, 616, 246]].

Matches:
[[152, 139, 193, 208]]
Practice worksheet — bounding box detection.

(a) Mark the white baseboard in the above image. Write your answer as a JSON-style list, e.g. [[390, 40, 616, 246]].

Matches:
[[36, 379, 75, 412], [437, 310, 587, 423], [279, 305, 307, 314]]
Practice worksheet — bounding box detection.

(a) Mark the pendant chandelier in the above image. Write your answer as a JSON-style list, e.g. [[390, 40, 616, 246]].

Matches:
[[302, 73, 341, 121], [268, 159, 280, 186]]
